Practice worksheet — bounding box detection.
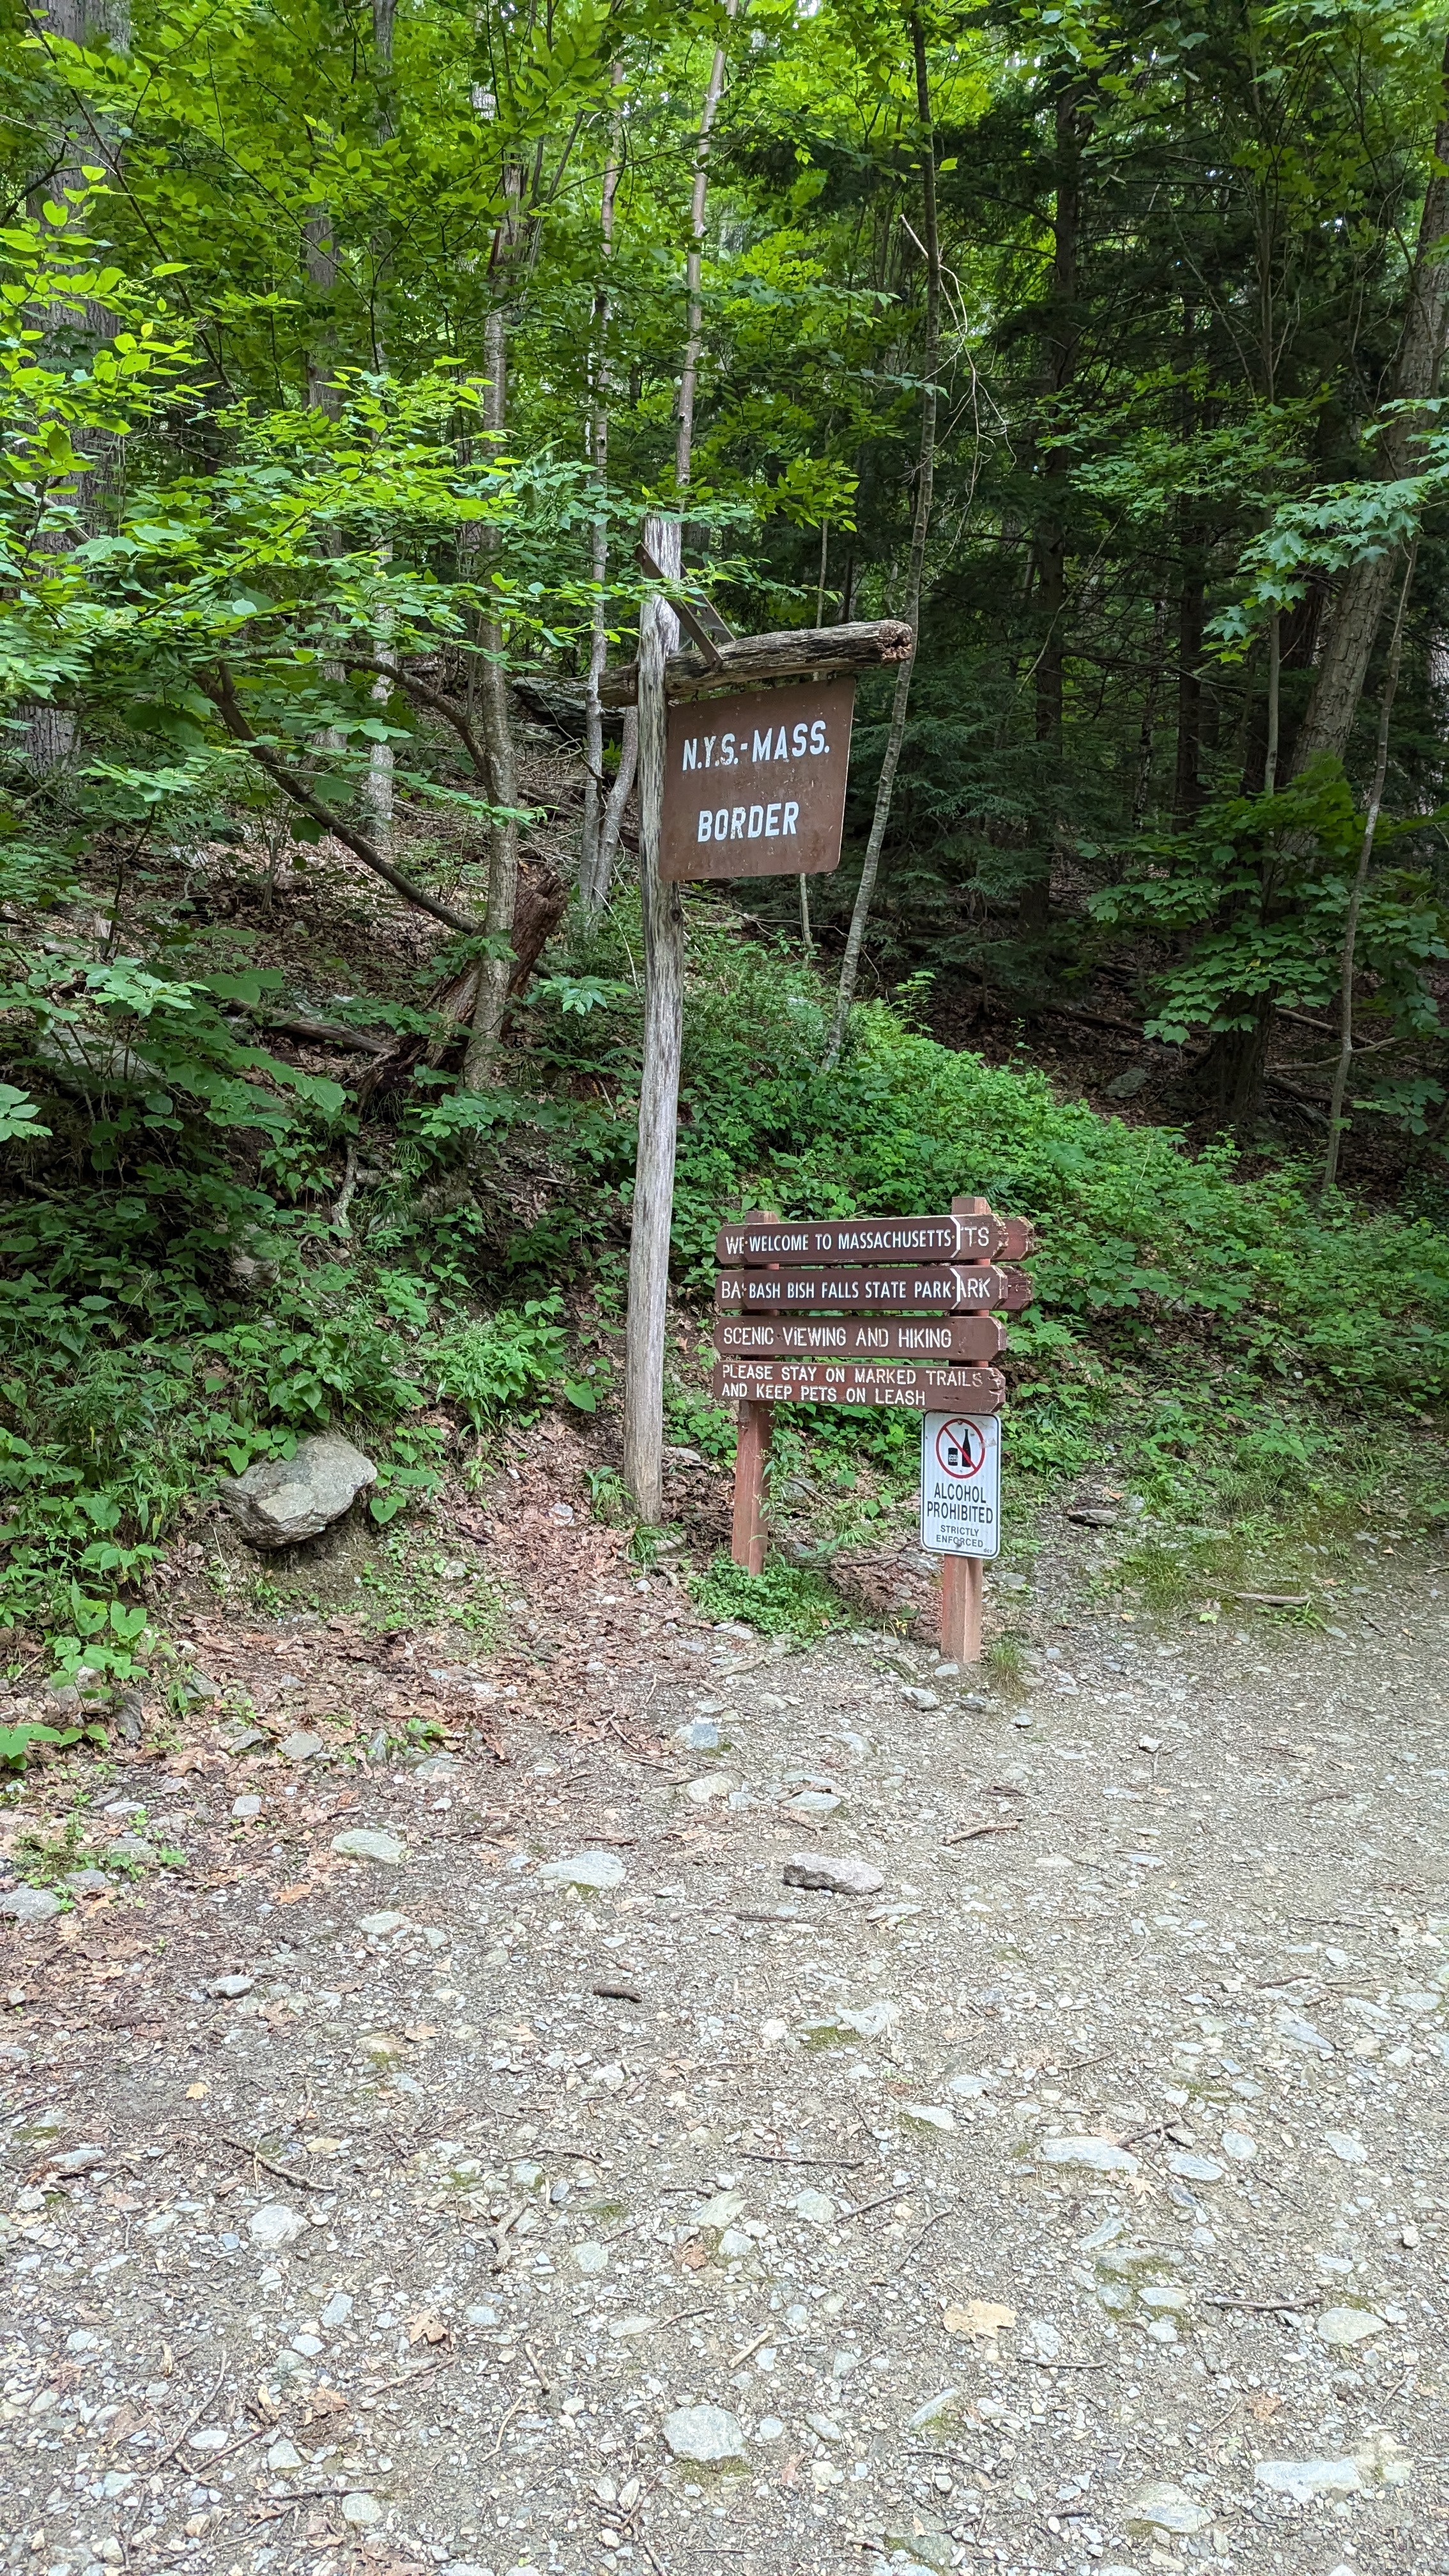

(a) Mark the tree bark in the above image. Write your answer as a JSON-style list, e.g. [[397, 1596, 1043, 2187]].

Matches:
[[580, 77, 623, 920], [621, 522, 683, 1522], [1018, 77, 1082, 931], [1131, 594, 1168, 829], [1291, 34, 1449, 775], [461, 301, 522, 1089], [598, 617, 912, 705], [1322, 544, 1417, 1196], [621, 8, 735, 1521], [824, 10, 939, 1068]]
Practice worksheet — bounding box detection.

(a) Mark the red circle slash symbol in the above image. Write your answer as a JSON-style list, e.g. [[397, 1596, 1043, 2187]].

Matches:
[[935, 1417, 986, 1478]]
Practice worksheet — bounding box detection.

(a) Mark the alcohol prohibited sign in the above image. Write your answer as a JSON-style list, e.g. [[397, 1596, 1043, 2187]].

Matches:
[[919, 1411, 1000, 1559]]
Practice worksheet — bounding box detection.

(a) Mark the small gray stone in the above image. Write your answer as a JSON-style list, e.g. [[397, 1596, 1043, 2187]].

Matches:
[[341, 2493, 383, 2527], [537, 1849, 625, 1892], [266, 2438, 303, 2472], [662, 2404, 746, 2465], [673, 1719, 721, 1752], [783, 1790, 839, 1818], [332, 1828, 403, 1866], [62, 1869, 111, 1897], [783, 1853, 884, 1897], [110, 1834, 154, 1864], [208, 1974, 254, 1999], [0, 1887, 61, 1922], [792, 2188, 836, 2224], [279, 1731, 324, 1764], [248, 2202, 306, 2249], [1126, 2481, 1212, 2536], [1040, 2135, 1139, 2175], [1316, 2305, 1387, 2347], [900, 1685, 940, 1710], [231, 1795, 263, 1822], [49, 2143, 106, 2175], [224, 1728, 269, 1756], [1167, 2152, 1223, 2182], [218, 1432, 377, 1550], [1254, 2457, 1361, 2503]]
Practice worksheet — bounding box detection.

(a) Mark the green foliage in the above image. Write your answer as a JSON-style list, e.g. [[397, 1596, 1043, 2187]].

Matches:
[[427, 1296, 569, 1429], [686, 1549, 848, 1641]]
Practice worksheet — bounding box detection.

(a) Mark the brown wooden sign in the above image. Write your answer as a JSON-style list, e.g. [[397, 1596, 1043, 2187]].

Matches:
[[724, 1311, 1008, 1364], [660, 677, 855, 882], [713, 1315, 1003, 1361], [715, 1264, 1033, 1315], [716, 1210, 1009, 1265], [712, 1360, 1006, 1412]]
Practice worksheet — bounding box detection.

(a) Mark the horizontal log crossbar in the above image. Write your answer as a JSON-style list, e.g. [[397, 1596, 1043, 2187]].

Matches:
[[599, 618, 914, 708]]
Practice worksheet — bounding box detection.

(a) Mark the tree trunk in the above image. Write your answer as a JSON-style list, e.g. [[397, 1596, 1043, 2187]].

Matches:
[[361, 0, 396, 848], [1017, 79, 1082, 931], [461, 303, 522, 1089], [824, 10, 939, 1066], [620, 521, 683, 1522], [620, 6, 735, 1521], [25, 0, 130, 776], [1172, 302, 1206, 823], [461, 96, 530, 1088], [1131, 595, 1167, 830], [1291, 33, 1449, 774], [1322, 544, 1417, 1196], [580, 80, 622, 920]]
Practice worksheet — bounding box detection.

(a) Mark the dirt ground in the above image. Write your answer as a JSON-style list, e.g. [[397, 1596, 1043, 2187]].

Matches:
[[3, 1439, 1447, 2576]]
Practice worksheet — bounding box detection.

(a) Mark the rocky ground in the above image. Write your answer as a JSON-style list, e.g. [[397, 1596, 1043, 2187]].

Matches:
[[2, 1448, 1448, 2576]]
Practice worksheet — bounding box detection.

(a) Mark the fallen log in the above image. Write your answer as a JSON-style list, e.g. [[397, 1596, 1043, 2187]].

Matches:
[[597, 618, 914, 707]]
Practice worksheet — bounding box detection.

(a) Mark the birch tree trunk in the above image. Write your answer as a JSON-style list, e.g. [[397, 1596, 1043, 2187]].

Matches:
[[823, 9, 939, 1070], [360, 0, 395, 849], [580, 83, 622, 919], [462, 303, 522, 1089], [620, 4, 735, 1521], [461, 93, 530, 1087]]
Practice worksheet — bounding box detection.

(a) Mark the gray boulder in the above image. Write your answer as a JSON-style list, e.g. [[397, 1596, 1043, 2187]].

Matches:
[[218, 1434, 376, 1549]]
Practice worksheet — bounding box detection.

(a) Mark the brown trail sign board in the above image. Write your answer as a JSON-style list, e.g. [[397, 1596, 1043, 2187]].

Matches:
[[661, 677, 854, 882], [714, 1263, 1032, 1314], [714, 1316, 1002, 1361], [716, 1211, 1012, 1264], [712, 1360, 1005, 1411], [717, 1196, 1036, 1667], [717, 1310, 1008, 1364]]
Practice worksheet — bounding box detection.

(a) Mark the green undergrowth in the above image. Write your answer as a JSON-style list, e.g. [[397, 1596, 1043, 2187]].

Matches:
[[4, 897, 1449, 1720], [686, 1551, 848, 1641]]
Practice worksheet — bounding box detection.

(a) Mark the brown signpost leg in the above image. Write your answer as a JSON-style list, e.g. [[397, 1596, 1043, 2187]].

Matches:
[[731, 1399, 772, 1574], [940, 1551, 983, 1664]]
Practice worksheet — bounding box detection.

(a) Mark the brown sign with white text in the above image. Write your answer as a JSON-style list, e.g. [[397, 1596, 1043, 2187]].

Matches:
[[659, 676, 855, 881]]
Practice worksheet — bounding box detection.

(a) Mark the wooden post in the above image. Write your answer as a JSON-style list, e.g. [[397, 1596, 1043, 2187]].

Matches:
[[620, 519, 684, 1524], [731, 1399, 772, 1574], [940, 1551, 983, 1664]]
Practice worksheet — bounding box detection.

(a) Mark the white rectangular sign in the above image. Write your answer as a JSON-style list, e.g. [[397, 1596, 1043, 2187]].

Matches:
[[920, 1410, 1000, 1559]]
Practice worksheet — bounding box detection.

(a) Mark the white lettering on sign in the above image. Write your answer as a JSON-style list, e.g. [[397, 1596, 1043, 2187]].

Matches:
[[698, 802, 801, 844], [919, 1411, 1000, 1560], [691, 721, 829, 768]]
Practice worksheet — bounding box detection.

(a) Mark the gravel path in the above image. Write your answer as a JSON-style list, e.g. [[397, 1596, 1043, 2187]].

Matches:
[[3, 1527, 1447, 2576]]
